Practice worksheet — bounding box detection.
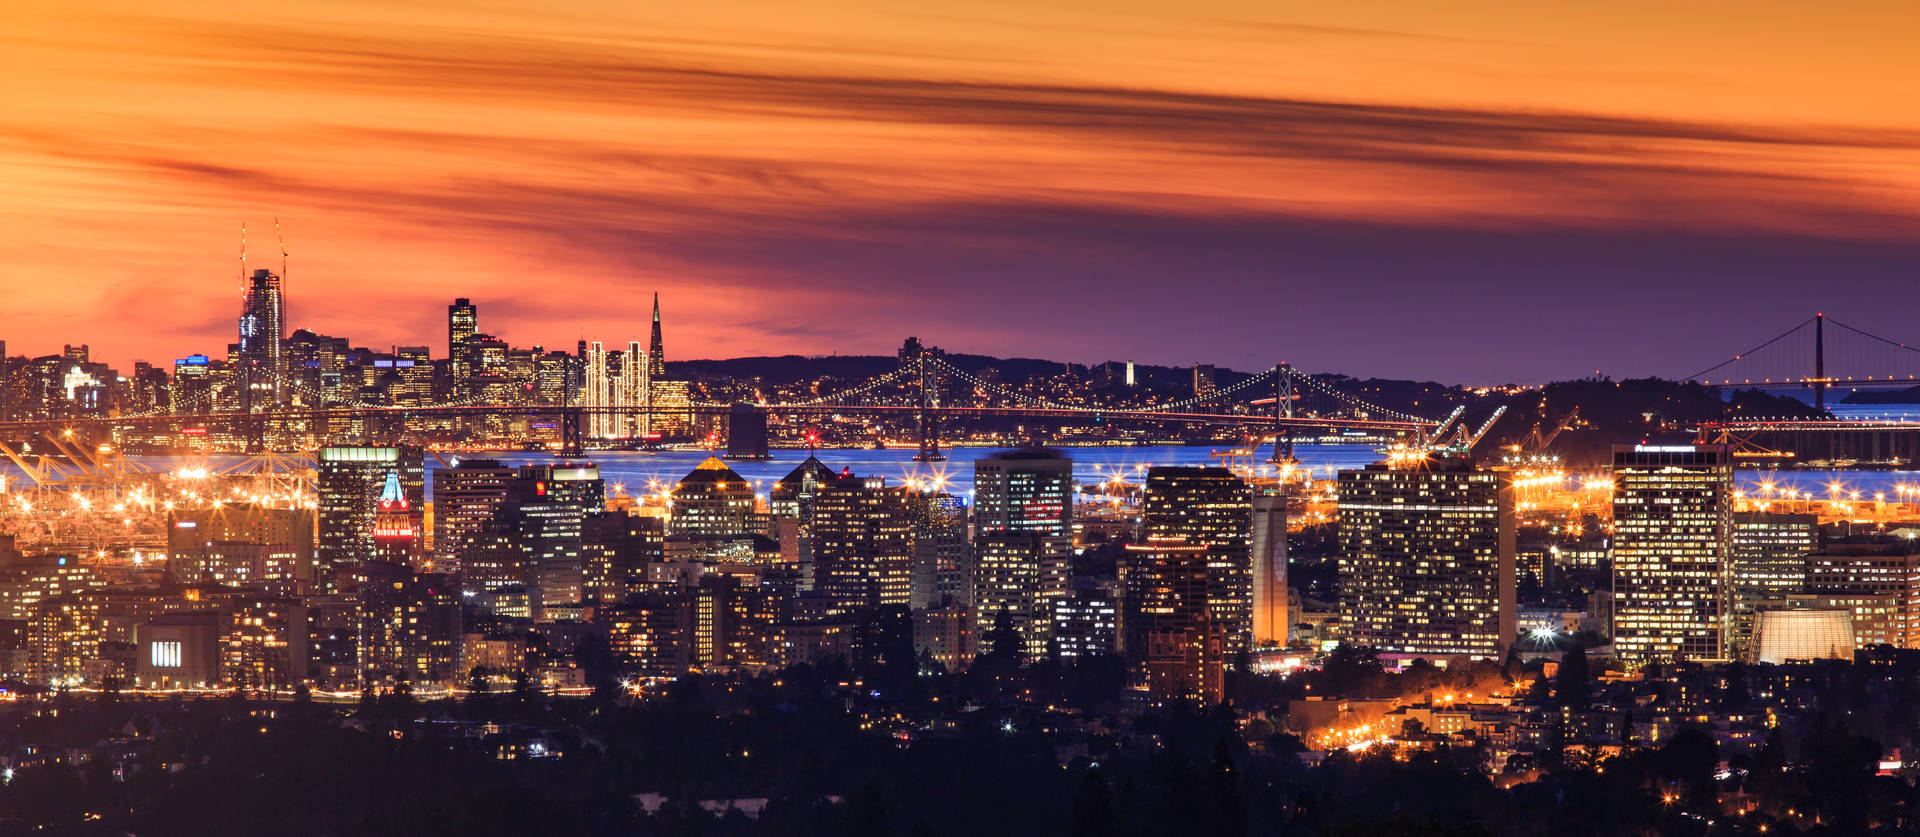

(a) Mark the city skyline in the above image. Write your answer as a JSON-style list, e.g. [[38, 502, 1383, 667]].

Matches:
[[6, 1, 1920, 382]]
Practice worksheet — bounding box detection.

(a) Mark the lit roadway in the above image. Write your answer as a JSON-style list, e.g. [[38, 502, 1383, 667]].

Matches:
[[0, 403, 1437, 436]]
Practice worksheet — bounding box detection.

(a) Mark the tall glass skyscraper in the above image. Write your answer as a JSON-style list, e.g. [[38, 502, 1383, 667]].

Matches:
[[447, 298, 477, 384], [237, 269, 284, 407]]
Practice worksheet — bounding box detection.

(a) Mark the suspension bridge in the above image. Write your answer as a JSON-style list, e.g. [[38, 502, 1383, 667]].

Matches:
[[0, 346, 1448, 460], [1687, 314, 1920, 463], [1685, 313, 1920, 410]]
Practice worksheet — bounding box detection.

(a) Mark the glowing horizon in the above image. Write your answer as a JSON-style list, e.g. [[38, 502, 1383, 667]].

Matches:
[[5, 0, 1920, 382]]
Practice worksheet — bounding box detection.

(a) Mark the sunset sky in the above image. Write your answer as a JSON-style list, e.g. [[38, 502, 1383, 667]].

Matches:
[[3, 0, 1919, 383]]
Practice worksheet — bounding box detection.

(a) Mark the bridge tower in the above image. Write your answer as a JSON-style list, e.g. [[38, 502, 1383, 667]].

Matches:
[[908, 338, 944, 462], [558, 406, 584, 458], [1270, 363, 1296, 465], [913, 341, 944, 464], [1814, 312, 1827, 412]]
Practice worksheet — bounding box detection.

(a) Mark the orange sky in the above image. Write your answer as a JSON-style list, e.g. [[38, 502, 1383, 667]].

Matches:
[[3, 0, 1919, 380]]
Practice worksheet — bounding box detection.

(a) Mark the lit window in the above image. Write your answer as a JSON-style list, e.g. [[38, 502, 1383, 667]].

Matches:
[[152, 641, 182, 668]]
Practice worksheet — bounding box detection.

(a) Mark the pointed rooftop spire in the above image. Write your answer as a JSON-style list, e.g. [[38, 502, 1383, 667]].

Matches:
[[378, 471, 406, 509]]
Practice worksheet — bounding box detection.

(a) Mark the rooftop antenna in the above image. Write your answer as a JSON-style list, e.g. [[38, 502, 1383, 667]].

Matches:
[[275, 217, 288, 278], [239, 221, 248, 295], [276, 217, 289, 328]]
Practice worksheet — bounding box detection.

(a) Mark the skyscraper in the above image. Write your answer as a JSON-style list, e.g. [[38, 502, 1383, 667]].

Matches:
[[972, 448, 1073, 537], [316, 446, 425, 591], [973, 532, 1071, 657], [582, 339, 650, 440], [1729, 511, 1818, 656], [1123, 535, 1224, 704], [1337, 455, 1515, 660], [811, 472, 913, 610], [584, 341, 611, 439], [1250, 492, 1289, 647], [432, 458, 513, 572], [237, 269, 284, 407], [1143, 466, 1254, 654], [648, 292, 665, 379], [671, 457, 758, 537], [448, 298, 477, 384], [507, 463, 606, 608], [618, 339, 650, 439], [1611, 444, 1734, 662], [354, 560, 461, 689], [370, 471, 419, 568]]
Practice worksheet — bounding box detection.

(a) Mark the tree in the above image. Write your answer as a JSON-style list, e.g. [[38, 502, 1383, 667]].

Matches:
[[1500, 644, 1524, 684], [986, 610, 1024, 661], [465, 666, 491, 716], [1070, 770, 1118, 837], [1554, 647, 1590, 710]]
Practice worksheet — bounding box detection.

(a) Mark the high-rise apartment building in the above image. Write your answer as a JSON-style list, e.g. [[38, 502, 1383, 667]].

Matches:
[[1611, 444, 1734, 661], [354, 561, 461, 689], [1337, 455, 1515, 660]]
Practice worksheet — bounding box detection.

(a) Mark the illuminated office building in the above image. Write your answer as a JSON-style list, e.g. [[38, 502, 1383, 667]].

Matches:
[[672, 457, 758, 538], [237, 269, 284, 407], [316, 446, 425, 590], [1611, 444, 1733, 661], [448, 298, 477, 384], [810, 472, 913, 610], [167, 504, 316, 591], [973, 532, 1072, 657], [1144, 466, 1254, 654], [432, 458, 513, 571], [648, 379, 693, 439], [1804, 537, 1920, 648], [355, 561, 461, 689], [1729, 511, 1818, 656], [1051, 588, 1119, 660], [909, 490, 971, 609], [1123, 536, 1223, 704], [1337, 455, 1515, 660], [972, 448, 1072, 537], [370, 472, 419, 567]]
